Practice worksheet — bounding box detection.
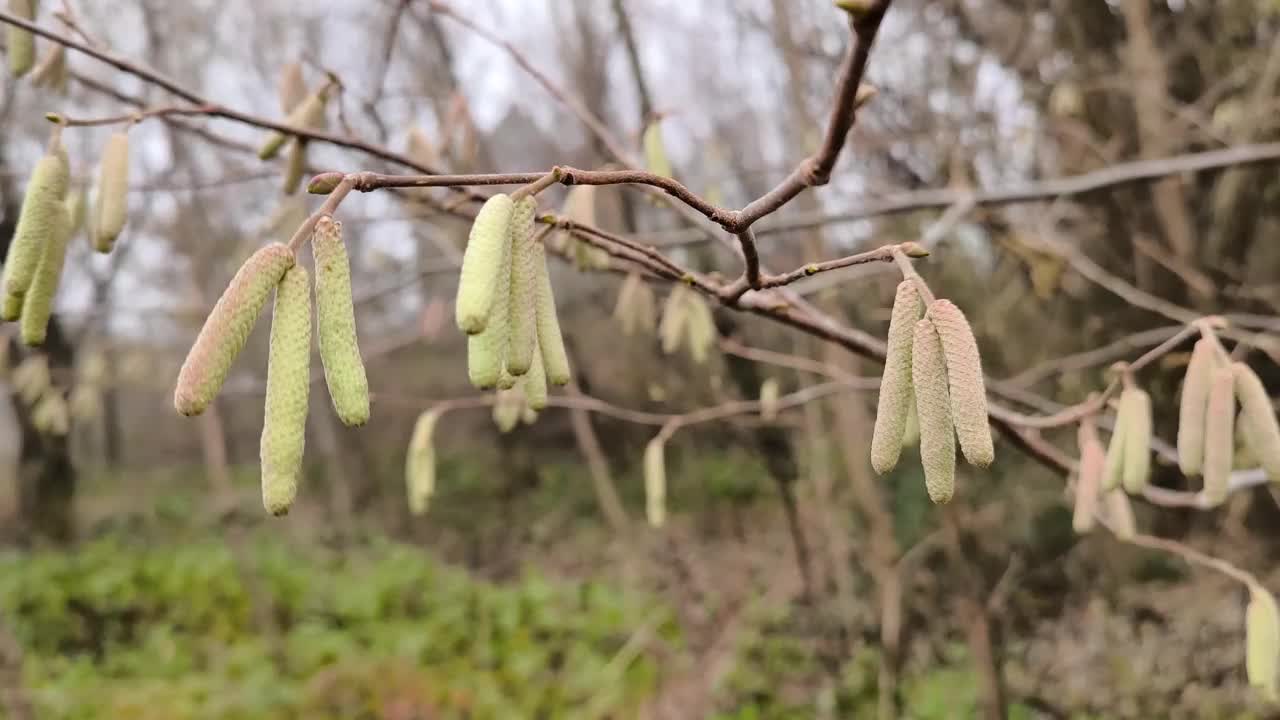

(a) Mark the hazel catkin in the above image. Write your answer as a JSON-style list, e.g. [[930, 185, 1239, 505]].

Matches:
[[523, 346, 548, 411], [259, 87, 328, 160], [260, 264, 312, 516], [760, 378, 780, 422], [532, 238, 571, 386], [504, 197, 538, 376], [1233, 362, 1280, 483], [406, 408, 440, 516], [928, 299, 994, 468], [912, 317, 956, 504], [174, 243, 296, 416], [871, 280, 922, 474], [19, 203, 70, 346], [1120, 387, 1152, 495], [92, 132, 130, 253], [277, 62, 306, 114], [1103, 488, 1136, 540], [1074, 418, 1105, 534], [660, 285, 690, 356], [1102, 402, 1128, 493], [456, 194, 514, 335], [3, 150, 70, 319], [7, 0, 35, 78], [1202, 366, 1236, 506], [467, 224, 513, 390], [644, 436, 667, 528], [1247, 584, 1280, 703], [313, 217, 370, 427]]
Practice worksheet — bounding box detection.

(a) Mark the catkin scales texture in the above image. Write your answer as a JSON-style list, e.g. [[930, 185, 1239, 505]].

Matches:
[[1177, 338, 1215, 476], [523, 348, 548, 411], [533, 240, 571, 386], [406, 409, 439, 516], [1202, 367, 1235, 506], [1074, 420, 1104, 534], [313, 217, 369, 427], [871, 281, 922, 474], [1120, 388, 1152, 495], [644, 437, 666, 528], [928, 300, 994, 468], [174, 244, 295, 416], [93, 132, 130, 253], [467, 228, 513, 390], [3, 152, 70, 317], [260, 265, 312, 516], [7, 0, 35, 77], [505, 197, 538, 376], [1248, 586, 1280, 702], [1233, 362, 1280, 482], [456, 194, 514, 335], [19, 205, 70, 346], [912, 318, 955, 504]]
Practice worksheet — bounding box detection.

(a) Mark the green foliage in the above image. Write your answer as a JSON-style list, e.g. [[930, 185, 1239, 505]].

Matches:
[[0, 532, 676, 719]]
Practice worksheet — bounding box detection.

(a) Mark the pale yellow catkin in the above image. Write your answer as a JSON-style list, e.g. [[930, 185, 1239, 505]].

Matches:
[[523, 346, 548, 411], [30, 41, 66, 92], [643, 120, 672, 178], [492, 388, 523, 433], [1102, 400, 1129, 493], [532, 239, 571, 386], [277, 62, 306, 114], [1232, 362, 1280, 483], [1201, 366, 1236, 507], [927, 300, 994, 468], [1103, 488, 1136, 540], [760, 378, 780, 422], [685, 294, 716, 365], [456, 194, 514, 335], [467, 226, 513, 390], [613, 272, 642, 335], [405, 408, 440, 516], [871, 281, 922, 474], [19, 203, 70, 346], [258, 87, 328, 160], [911, 318, 955, 504], [92, 132, 130, 253], [1177, 338, 1215, 477], [260, 265, 311, 516], [901, 393, 920, 447], [1247, 583, 1280, 703], [3, 150, 70, 318], [313, 217, 370, 427], [644, 436, 667, 528], [174, 244, 296, 416], [281, 139, 307, 195], [504, 197, 538, 376], [659, 285, 690, 355], [7, 0, 35, 78], [1120, 387, 1152, 495], [1074, 418, 1105, 534]]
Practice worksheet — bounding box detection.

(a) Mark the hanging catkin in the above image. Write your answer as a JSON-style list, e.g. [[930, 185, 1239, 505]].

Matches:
[[522, 347, 548, 411], [174, 243, 295, 416], [685, 294, 716, 364], [643, 119, 672, 179], [504, 197, 538, 376], [912, 318, 956, 504], [1120, 387, 1152, 495], [313, 217, 369, 427], [492, 389, 523, 433], [2, 149, 70, 319], [871, 281, 922, 474], [65, 186, 86, 237], [277, 62, 306, 114], [455, 194, 514, 334], [1074, 418, 1105, 534], [1202, 366, 1235, 506], [281, 139, 307, 195], [260, 265, 311, 516], [92, 132, 130, 253], [532, 238, 571, 386], [928, 300, 994, 468], [660, 285, 690, 355], [1102, 401, 1128, 492], [614, 272, 641, 335], [760, 378, 780, 422], [467, 226, 512, 390], [644, 436, 667, 528], [1248, 583, 1280, 703], [1232, 362, 1280, 482], [258, 86, 329, 160], [19, 203, 70, 346], [7, 0, 35, 78], [405, 408, 440, 516], [30, 41, 66, 92], [1177, 338, 1215, 476], [1103, 488, 1136, 540]]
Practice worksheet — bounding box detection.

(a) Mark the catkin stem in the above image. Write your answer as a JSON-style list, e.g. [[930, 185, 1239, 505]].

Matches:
[[891, 247, 935, 305]]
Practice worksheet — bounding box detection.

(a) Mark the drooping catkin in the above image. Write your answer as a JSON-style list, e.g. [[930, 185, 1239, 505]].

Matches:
[[19, 203, 70, 346], [65, 186, 86, 237], [406, 408, 440, 516], [532, 239, 571, 386], [760, 378, 780, 422], [1103, 488, 1136, 540], [1102, 402, 1128, 492], [504, 197, 538, 376], [281, 139, 307, 195], [685, 294, 716, 365], [523, 346, 548, 411], [1120, 387, 1153, 495], [1074, 418, 1105, 534], [644, 436, 667, 528], [871, 280, 922, 474], [614, 272, 642, 336], [492, 388, 523, 433], [313, 217, 370, 427], [660, 285, 690, 355], [1233, 362, 1280, 483], [92, 132, 130, 253], [455, 194, 514, 334], [278, 62, 306, 114], [30, 41, 66, 92], [2, 150, 70, 318], [260, 265, 311, 516], [1248, 583, 1280, 703], [912, 318, 956, 504], [174, 243, 295, 416], [258, 86, 328, 160], [467, 229, 512, 390], [1202, 367, 1236, 506], [902, 393, 920, 447], [1177, 338, 1216, 476], [927, 299, 994, 468], [643, 119, 672, 178], [7, 0, 35, 78]]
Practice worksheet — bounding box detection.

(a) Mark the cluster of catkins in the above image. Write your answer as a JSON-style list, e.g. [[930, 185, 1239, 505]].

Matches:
[[659, 283, 717, 364], [0, 128, 129, 346], [260, 66, 332, 195], [174, 216, 369, 516], [870, 279, 994, 503], [455, 193, 571, 416]]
